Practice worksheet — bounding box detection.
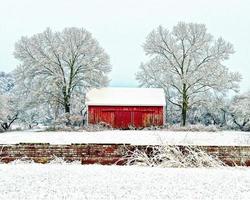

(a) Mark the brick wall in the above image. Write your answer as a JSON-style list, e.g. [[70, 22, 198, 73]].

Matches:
[[201, 146, 250, 166], [0, 143, 250, 166]]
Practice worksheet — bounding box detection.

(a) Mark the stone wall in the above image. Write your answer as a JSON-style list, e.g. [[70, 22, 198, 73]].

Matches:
[[0, 143, 250, 166]]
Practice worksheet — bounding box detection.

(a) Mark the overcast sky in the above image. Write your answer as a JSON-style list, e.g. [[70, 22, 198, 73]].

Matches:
[[0, 0, 249, 92]]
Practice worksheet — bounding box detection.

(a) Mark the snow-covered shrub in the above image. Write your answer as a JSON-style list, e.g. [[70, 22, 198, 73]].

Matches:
[[53, 113, 71, 127], [69, 115, 85, 126], [47, 113, 85, 131], [45, 126, 57, 131], [166, 124, 218, 132], [124, 145, 225, 168], [228, 91, 250, 131], [84, 122, 112, 132]]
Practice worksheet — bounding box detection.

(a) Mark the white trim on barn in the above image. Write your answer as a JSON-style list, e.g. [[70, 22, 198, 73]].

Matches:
[[86, 87, 166, 106]]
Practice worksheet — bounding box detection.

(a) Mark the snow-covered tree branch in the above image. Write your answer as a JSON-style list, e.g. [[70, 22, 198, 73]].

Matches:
[[136, 22, 241, 126], [14, 27, 111, 116]]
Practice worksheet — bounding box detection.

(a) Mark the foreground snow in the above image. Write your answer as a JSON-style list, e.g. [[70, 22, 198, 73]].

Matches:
[[0, 130, 250, 146], [0, 163, 249, 200]]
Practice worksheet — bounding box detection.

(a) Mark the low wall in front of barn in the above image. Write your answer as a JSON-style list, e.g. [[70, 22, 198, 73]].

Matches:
[[1, 143, 250, 166]]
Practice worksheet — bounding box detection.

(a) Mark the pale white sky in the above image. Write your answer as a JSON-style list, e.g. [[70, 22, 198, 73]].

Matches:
[[0, 0, 249, 91]]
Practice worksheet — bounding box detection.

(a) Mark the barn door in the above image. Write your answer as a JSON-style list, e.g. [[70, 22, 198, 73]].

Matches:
[[114, 111, 132, 129], [133, 111, 143, 128]]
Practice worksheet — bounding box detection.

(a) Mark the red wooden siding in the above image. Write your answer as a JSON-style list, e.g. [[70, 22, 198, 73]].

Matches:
[[88, 106, 164, 129]]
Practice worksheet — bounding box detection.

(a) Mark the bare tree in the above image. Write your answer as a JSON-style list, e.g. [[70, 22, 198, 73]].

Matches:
[[14, 27, 111, 115], [136, 22, 241, 126]]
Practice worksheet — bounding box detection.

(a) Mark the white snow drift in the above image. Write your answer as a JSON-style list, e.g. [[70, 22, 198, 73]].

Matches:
[[0, 164, 249, 200], [0, 130, 250, 146]]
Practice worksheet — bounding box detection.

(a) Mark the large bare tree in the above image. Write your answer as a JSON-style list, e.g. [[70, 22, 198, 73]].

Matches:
[[136, 22, 241, 126], [14, 27, 111, 114]]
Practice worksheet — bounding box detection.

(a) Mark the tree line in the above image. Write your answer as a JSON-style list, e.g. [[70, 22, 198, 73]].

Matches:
[[0, 23, 249, 131]]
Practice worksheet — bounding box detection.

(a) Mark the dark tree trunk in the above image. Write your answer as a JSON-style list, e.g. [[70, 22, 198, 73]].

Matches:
[[64, 101, 71, 126], [62, 85, 71, 114], [181, 103, 187, 126], [220, 109, 227, 127], [65, 103, 70, 113], [181, 83, 188, 126]]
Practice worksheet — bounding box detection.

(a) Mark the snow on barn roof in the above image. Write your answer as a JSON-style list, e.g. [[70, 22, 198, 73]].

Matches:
[[86, 87, 166, 106]]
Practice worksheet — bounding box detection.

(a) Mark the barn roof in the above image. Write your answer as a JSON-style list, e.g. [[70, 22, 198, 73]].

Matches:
[[86, 87, 166, 106]]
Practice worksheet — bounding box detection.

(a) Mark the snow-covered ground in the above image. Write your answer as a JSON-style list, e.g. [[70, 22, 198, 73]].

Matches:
[[0, 130, 250, 146], [0, 163, 249, 200]]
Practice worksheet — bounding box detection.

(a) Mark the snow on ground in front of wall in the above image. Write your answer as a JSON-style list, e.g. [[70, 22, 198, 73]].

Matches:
[[0, 130, 250, 146], [0, 163, 249, 200]]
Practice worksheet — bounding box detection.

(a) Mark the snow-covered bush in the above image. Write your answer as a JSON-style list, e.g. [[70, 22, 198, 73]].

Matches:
[[48, 114, 85, 131], [69, 115, 85, 126], [52, 113, 70, 129], [228, 91, 250, 131], [84, 122, 112, 132], [125, 145, 225, 168]]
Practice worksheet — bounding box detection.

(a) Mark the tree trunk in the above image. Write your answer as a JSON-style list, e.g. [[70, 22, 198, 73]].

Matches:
[[181, 83, 188, 126], [181, 103, 187, 126], [64, 65, 74, 115], [220, 109, 227, 127], [64, 103, 70, 113], [62, 85, 71, 114]]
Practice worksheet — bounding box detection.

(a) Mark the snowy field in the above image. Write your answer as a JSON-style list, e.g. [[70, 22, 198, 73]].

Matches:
[[0, 130, 250, 146], [0, 163, 249, 200]]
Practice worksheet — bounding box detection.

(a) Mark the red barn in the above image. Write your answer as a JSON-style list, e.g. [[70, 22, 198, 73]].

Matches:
[[86, 88, 166, 129]]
